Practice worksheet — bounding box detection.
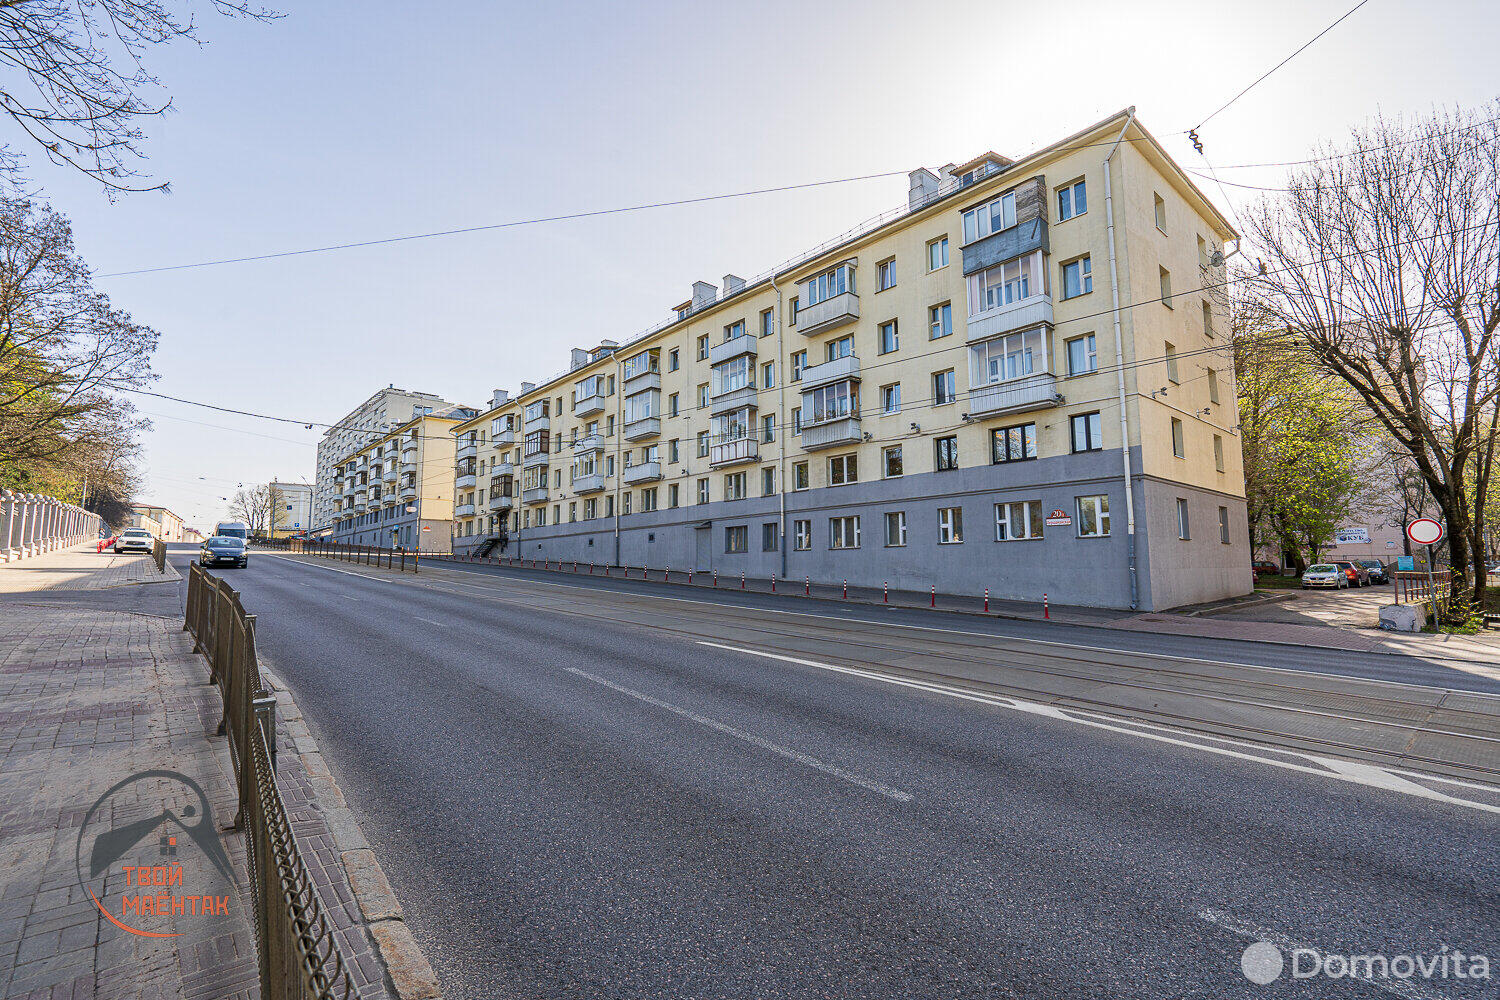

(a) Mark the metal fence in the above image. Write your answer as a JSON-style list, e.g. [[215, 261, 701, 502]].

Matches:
[[184, 564, 360, 1000], [257, 536, 420, 574], [1, 489, 103, 562], [152, 537, 167, 573], [1393, 569, 1452, 620]]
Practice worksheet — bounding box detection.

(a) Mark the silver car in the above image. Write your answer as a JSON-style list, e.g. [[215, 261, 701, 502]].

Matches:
[[1301, 564, 1348, 589], [114, 528, 154, 553]]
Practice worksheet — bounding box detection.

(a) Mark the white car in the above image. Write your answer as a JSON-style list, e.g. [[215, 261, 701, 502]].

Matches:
[[1301, 564, 1348, 589], [115, 528, 155, 553]]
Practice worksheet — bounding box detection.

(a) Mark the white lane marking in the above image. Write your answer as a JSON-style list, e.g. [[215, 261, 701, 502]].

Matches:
[[1198, 908, 1448, 999], [418, 563, 1500, 695], [414, 616, 443, 626], [697, 641, 1500, 816], [564, 666, 913, 803]]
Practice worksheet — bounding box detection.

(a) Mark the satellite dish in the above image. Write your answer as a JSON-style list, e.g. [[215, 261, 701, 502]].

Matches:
[[1209, 250, 1225, 267]]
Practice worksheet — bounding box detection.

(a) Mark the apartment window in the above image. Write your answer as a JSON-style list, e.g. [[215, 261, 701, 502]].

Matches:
[[1062, 256, 1093, 298], [1219, 506, 1231, 544], [794, 519, 812, 550], [961, 191, 1016, 243], [884, 511, 907, 547], [669, 348, 680, 371], [760, 308, 774, 337], [1176, 498, 1191, 540], [1172, 417, 1186, 458], [877, 258, 895, 291], [995, 500, 1043, 541], [791, 406, 802, 435], [1077, 495, 1111, 537], [878, 319, 899, 355], [992, 423, 1037, 463], [668, 483, 679, 508], [1214, 434, 1225, 472], [807, 380, 858, 424], [803, 262, 855, 306], [697, 430, 709, 457], [791, 350, 807, 382], [724, 319, 746, 343], [697, 478, 710, 504], [725, 525, 748, 553], [937, 506, 964, 544], [724, 471, 747, 500], [1057, 178, 1087, 221], [1207, 368, 1220, 404], [669, 393, 679, 417], [569, 501, 577, 522], [762, 522, 779, 551], [933, 369, 956, 405], [621, 494, 631, 515], [697, 334, 709, 360], [606, 414, 616, 436], [1071, 412, 1103, 452], [882, 445, 903, 478], [1165, 342, 1180, 383], [538, 507, 547, 526], [927, 236, 949, 271], [793, 461, 809, 491], [929, 302, 952, 340], [697, 383, 709, 408], [789, 296, 799, 326], [642, 488, 658, 513], [668, 438, 680, 463], [762, 361, 776, 388], [761, 467, 775, 496], [1066, 333, 1097, 375], [1154, 192, 1167, 233], [1160, 267, 1173, 307], [826, 334, 854, 361], [830, 515, 861, 549], [606, 455, 615, 476], [605, 495, 614, 517], [935, 435, 959, 472], [828, 453, 858, 485], [763, 414, 775, 443], [1203, 300, 1214, 338]]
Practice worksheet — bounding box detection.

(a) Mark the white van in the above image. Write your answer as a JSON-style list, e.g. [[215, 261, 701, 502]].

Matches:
[[214, 521, 250, 543]]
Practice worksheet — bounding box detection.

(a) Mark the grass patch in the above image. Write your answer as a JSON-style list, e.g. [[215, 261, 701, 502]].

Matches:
[[1254, 574, 1303, 591]]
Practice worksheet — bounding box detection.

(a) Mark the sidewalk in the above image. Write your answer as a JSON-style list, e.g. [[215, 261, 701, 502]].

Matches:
[[0, 555, 431, 998], [0, 543, 179, 593]]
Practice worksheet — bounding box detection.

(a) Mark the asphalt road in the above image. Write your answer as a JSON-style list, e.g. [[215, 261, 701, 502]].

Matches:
[[150, 548, 1500, 998]]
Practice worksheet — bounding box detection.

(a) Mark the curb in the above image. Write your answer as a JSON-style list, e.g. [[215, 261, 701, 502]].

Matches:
[[259, 664, 443, 1000]]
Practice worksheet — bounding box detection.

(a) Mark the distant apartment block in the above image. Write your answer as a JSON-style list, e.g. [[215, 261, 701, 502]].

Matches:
[[312, 385, 453, 531], [267, 481, 314, 538], [127, 504, 185, 541]]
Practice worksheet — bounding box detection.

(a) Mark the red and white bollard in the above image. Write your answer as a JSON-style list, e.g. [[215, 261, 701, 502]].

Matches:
[[805, 575, 810, 596], [741, 572, 745, 590], [884, 582, 889, 603], [713, 570, 718, 588], [688, 570, 693, 585], [930, 584, 936, 608], [664, 566, 670, 582], [771, 574, 777, 593], [842, 579, 848, 599], [984, 587, 989, 613], [1044, 592, 1050, 619]]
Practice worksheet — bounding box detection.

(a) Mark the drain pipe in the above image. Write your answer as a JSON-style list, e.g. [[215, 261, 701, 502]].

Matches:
[[1104, 107, 1139, 611], [771, 272, 788, 580]]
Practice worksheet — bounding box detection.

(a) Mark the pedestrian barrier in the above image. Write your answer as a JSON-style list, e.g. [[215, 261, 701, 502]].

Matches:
[[152, 537, 167, 574], [258, 537, 420, 574], [1393, 569, 1452, 621], [0, 489, 103, 562], [184, 564, 360, 1000]]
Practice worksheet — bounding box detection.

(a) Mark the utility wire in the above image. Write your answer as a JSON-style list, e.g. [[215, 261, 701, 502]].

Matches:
[[1211, 115, 1500, 169]]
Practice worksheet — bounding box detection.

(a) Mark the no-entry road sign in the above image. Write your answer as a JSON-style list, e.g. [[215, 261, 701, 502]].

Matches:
[[1406, 517, 1444, 546]]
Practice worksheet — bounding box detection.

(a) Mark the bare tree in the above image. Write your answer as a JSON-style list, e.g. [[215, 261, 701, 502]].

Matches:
[[229, 484, 270, 536], [1241, 105, 1500, 617], [0, 1, 278, 192]]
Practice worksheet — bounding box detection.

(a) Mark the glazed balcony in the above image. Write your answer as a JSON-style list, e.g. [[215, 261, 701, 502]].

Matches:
[[456, 443, 478, 461], [572, 433, 605, 454], [796, 292, 859, 337], [966, 294, 1054, 345]]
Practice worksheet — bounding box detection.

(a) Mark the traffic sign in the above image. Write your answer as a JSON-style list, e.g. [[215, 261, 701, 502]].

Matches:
[[1406, 518, 1444, 546]]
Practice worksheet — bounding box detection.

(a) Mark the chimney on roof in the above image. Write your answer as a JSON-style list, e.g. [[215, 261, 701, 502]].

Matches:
[[722, 274, 745, 296], [570, 348, 590, 370], [908, 168, 939, 210], [691, 281, 717, 310], [520, 381, 535, 395], [490, 389, 508, 407]]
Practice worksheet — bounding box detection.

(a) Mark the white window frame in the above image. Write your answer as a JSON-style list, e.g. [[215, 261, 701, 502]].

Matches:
[[830, 515, 861, 550], [884, 510, 907, 547], [994, 500, 1043, 541], [937, 506, 964, 544], [1077, 495, 1111, 538]]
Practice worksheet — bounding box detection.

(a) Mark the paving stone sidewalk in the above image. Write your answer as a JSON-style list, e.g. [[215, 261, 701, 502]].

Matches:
[[0, 543, 179, 594], [0, 600, 425, 998]]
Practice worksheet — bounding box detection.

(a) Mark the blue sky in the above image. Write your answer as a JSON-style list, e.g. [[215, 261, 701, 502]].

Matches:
[[30, 0, 1497, 528]]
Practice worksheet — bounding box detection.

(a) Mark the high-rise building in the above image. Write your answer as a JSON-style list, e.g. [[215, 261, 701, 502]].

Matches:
[[312, 386, 451, 532]]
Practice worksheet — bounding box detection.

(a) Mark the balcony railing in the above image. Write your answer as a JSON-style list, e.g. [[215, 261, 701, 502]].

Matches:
[[399, 486, 417, 501], [456, 473, 477, 490], [796, 291, 859, 337], [523, 414, 550, 431], [489, 492, 513, 511], [623, 461, 662, 486], [572, 433, 605, 453], [710, 383, 758, 416], [574, 392, 607, 417], [400, 461, 416, 474], [710, 436, 759, 468], [490, 462, 514, 479], [799, 353, 860, 390], [401, 442, 418, 456], [383, 467, 397, 482], [967, 372, 1063, 418], [966, 294, 1054, 344], [522, 450, 551, 469], [521, 486, 549, 505], [623, 416, 661, 441], [456, 443, 478, 460], [455, 503, 476, 517], [491, 428, 515, 446], [709, 334, 757, 366], [800, 414, 862, 451], [622, 369, 661, 392], [573, 472, 606, 494]]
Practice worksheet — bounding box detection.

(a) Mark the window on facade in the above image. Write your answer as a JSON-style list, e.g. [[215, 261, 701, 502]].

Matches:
[[724, 319, 746, 343], [878, 320, 898, 355], [794, 519, 812, 550], [669, 348, 680, 371], [1062, 256, 1093, 298], [791, 406, 802, 435], [1077, 494, 1110, 537], [884, 511, 907, 547], [1154, 192, 1167, 232], [762, 467, 775, 496], [1207, 368, 1222, 405], [808, 381, 858, 423], [724, 472, 746, 500], [762, 361, 776, 388], [992, 423, 1037, 463], [826, 335, 854, 361], [697, 478, 709, 504], [1176, 498, 1191, 539], [1066, 333, 1097, 375], [712, 355, 754, 396], [935, 435, 959, 471], [642, 488, 658, 512], [584, 498, 597, 520], [1172, 417, 1186, 458], [1165, 342, 1179, 383], [1214, 434, 1225, 472], [804, 262, 856, 307], [697, 334, 709, 360], [793, 462, 809, 490], [972, 328, 1045, 386], [668, 484, 679, 508], [881, 383, 901, 413], [830, 515, 861, 549], [877, 258, 895, 291], [668, 393, 679, 417], [883, 445, 903, 478], [1071, 412, 1103, 452], [927, 236, 949, 271], [789, 296, 799, 326], [1057, 179, 1087, 221], [933, 369, 956, 405], [696, 430, 710, 458], [1218, 506, 1231, 544], [995, 500, 1043, 541], [697, 383, 710, 408], [762, 522, 779, 551], [938, 506, 964, 544], [791, 350, 807, 382], [763, 414, 776, 443], [962, 191, 1016, 243], [929, 302, 952, 339], [1202, 301, 1214, 338], [828, 453, 858, 485], [760, 308, 774, 337], [969, 252, 1041, 315], [725, 525, 747, 553], [1160, 267, 1173, 307]]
